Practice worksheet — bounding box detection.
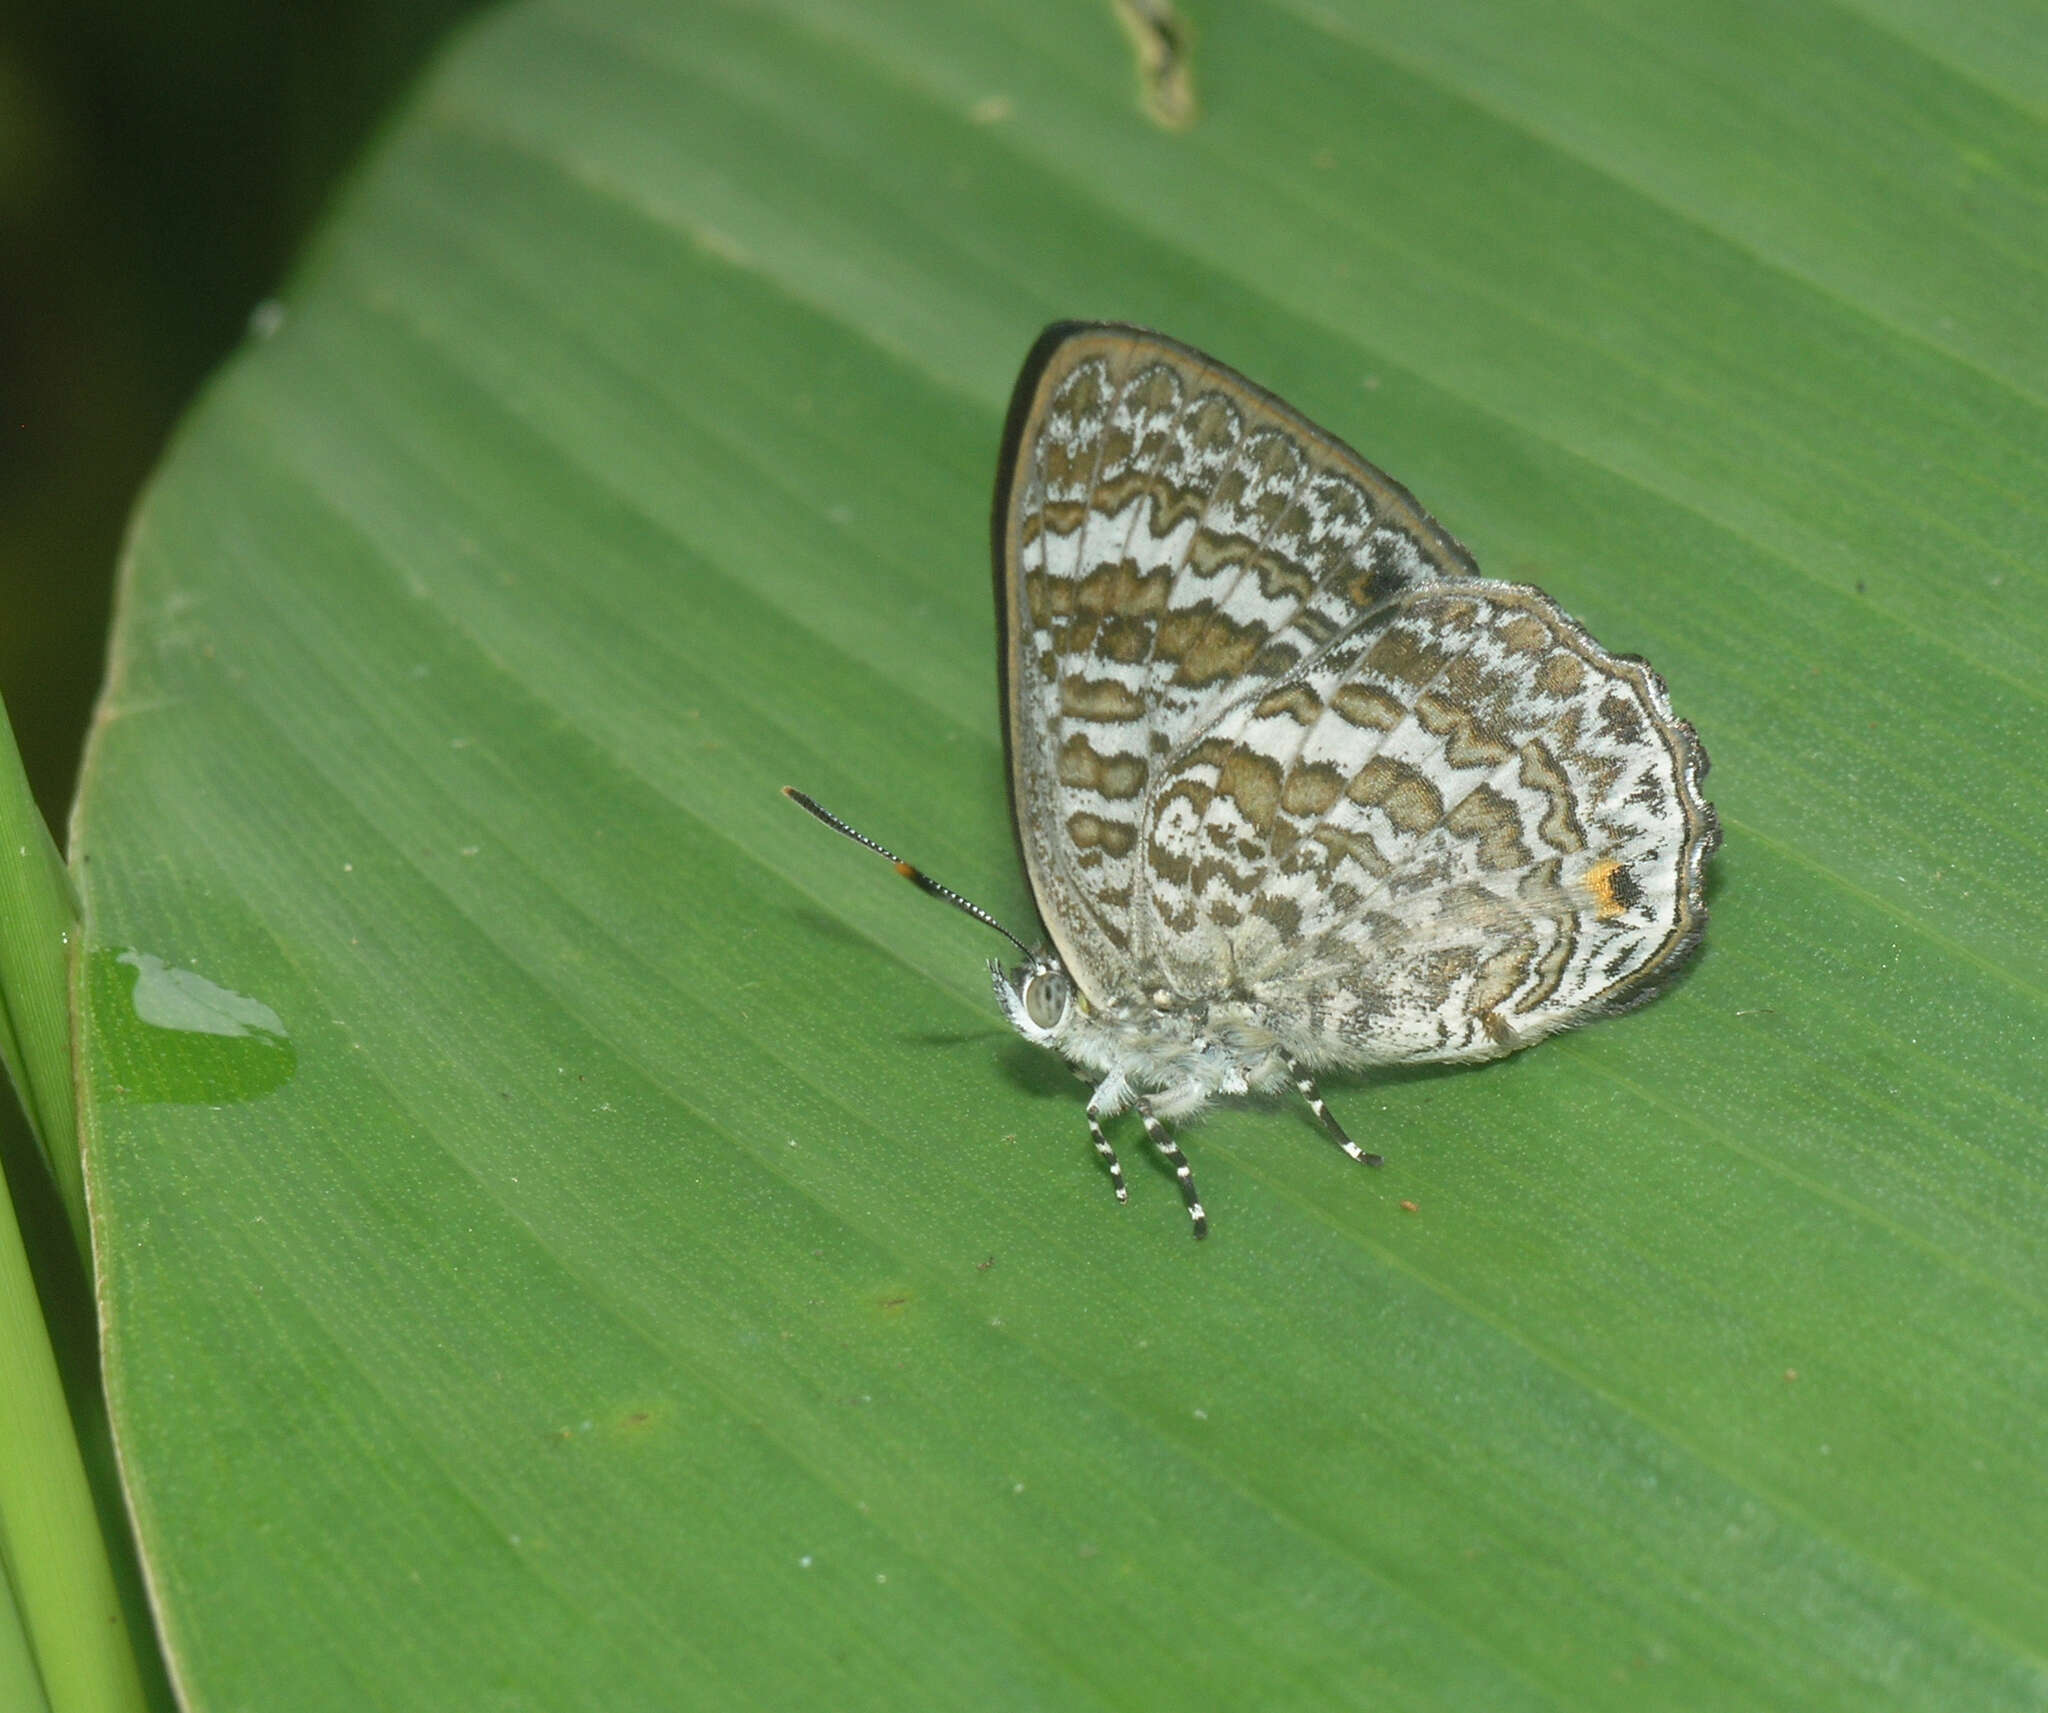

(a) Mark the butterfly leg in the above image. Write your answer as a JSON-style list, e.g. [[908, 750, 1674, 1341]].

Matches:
[[1081, 1093, 1130, 1205], [1134, 1098, 1207, 1239], [1286, 1058, 1383, 1168]]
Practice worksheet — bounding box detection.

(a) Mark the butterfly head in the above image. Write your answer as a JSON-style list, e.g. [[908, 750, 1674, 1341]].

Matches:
[[990, 950, 1081, 1045]]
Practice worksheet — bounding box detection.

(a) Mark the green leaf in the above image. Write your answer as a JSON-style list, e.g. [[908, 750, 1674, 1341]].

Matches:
[[0, 552, 145, 1713], [0, 689, 81, 1236], [72, 0, 2047, 1706], [0, 1137, 148, 1713]]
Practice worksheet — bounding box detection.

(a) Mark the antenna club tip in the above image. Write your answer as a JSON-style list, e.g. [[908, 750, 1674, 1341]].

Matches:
[[780, 785, 803, 801]]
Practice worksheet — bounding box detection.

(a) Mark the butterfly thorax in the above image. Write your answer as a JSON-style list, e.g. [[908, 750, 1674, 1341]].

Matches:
[[991, 952, 1290, 1121]]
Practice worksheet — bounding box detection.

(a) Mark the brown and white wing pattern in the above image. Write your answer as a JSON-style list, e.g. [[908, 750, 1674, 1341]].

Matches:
[[995, 322, 1716, 1060], [996, 321, 1480, 1009], [1141, 580, 1718, 1062]]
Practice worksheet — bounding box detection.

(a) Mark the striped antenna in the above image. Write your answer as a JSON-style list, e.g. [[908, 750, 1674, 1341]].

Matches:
[[782, 788, 1036, 959]]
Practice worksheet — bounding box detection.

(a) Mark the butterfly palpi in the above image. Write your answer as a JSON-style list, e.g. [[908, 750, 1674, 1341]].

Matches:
[[788, 322, 1718, 1237]]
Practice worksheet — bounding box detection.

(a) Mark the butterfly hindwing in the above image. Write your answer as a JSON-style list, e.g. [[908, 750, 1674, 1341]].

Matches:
[[1139, 579, 1716, 1062]]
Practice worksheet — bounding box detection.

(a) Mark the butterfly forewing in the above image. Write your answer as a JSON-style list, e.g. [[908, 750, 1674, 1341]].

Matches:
[[997, 323, 1482, 1010], [996, 323, 1715, 1061]]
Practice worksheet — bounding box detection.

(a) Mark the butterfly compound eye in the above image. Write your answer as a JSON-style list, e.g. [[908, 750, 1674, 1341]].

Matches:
[[1022, 969, 1070, 1030]]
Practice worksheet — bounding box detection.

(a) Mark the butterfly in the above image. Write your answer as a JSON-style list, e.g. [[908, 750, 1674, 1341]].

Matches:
[[789, 322, 1718, 1237]]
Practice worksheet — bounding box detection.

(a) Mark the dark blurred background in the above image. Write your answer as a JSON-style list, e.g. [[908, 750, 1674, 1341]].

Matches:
[[0, 0, 485, 838]]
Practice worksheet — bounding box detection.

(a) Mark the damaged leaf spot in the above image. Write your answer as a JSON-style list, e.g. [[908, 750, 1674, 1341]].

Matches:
[[1111, 0, 1197, 131]]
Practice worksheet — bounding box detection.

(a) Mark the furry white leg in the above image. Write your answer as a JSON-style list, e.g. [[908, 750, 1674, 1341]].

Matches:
[[1286, 1057, 1381, 1167], [1134, 1097, 1206, 1239], [1082, 1087, 1129, 1204]]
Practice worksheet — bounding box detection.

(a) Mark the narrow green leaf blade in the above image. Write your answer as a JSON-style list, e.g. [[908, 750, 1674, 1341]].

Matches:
[[0, 689, 81, 1234]]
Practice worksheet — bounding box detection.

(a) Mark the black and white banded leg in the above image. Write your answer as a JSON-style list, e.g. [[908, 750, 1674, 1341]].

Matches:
[[1082, 1096, 1129, 1205], [1287, 1058, 1382, 1168], [1134, 1098, 1207, 1239]]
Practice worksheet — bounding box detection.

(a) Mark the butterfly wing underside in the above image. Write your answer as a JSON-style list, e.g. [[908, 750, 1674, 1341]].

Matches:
[[995, 322, 1716, 1065]]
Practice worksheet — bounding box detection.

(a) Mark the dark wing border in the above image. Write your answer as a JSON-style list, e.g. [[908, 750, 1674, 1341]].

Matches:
[[1584, 649, 1721, 1016]]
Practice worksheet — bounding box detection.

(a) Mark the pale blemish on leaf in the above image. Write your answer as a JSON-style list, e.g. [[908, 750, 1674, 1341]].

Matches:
[[1111, 0, 1196, 131]]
